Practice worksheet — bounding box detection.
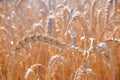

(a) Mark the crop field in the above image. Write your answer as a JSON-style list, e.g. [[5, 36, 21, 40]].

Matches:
[[0, 0, 120, 80]]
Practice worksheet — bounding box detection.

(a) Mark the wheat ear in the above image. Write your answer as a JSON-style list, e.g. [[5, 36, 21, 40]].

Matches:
[[14, 33, 83, 54]]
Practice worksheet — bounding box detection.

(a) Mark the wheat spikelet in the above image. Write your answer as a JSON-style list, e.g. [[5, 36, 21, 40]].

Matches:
[[0, 26, 12, 38], [48, 0, 51, 10], [69, 12, 90, 49], [66, 11, 91, 52], [48, 0, 56, 10], [15, 0, 23, 7]]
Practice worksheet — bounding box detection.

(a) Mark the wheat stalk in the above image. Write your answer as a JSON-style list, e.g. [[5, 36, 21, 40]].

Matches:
[[74, 65, 97, 80]]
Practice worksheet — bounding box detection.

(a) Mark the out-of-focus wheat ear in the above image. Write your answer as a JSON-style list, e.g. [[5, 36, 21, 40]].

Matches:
[[67, 11, 88, 35], [63, 6, 71, 27], [105, 0, 113, 26], [74, 65, 98, 80], [108, 0, 119, 22], [68, 28, 77, 46], [48, 55, 67, 69], [96, 9, 102, 27], [113, 0, 117, 13], [47, 55, 69, 79], [64, 0, 68, 5], [15, 0, 21, 7], [89, 42, 115, 80], [48, 0, 51, 10], [90, 0, 98, 32], [67, 11, 90, 50], [103, 38, 120, 53], [25, 64, 47, 80], [65, 11, 89, 50], [25, 22, 45, 37], [46, 16, 55, 36]]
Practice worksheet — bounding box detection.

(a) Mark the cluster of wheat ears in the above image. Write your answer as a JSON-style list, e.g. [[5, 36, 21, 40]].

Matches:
[[0, 0, 120, 80]]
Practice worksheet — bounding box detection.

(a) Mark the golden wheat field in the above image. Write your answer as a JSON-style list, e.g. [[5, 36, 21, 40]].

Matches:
[[0, 0, 120, 80]]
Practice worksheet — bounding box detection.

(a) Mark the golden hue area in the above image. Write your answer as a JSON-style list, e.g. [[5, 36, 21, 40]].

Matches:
[[0, 0, 120, 80]]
